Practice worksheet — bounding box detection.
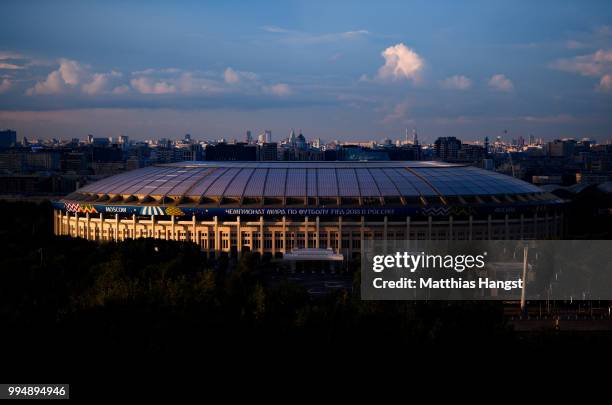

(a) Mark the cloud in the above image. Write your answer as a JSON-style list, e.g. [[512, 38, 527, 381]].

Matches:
[[261, 26, 370, 44], [224, 67, 240, 84], [82, 71, 122, 95], [223, 67, 257, 84], [552, 49, 612, 92], [376, 43, 424, 82], [27, 59, 88, 95], [599, 74, 612, 91], [264, 83, 291, 96], [260, 25, 290, 33], [488, 74, 514, 92], [0, 63, 23, 70], [552, 49, 612, 77], [58, 59, 84, 86], [112, 85, 130, 95], [440, 75, 472, 90], [0, 51, 24, 61], [28, 70, 65, 95], [0, 79, 11, 93], [27, 59, 126, 95], [130, 77, 177, 94]]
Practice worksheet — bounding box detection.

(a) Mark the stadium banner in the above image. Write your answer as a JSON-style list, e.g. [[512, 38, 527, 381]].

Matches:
[[361, 240, 612, 301], [52, 200, 562, 218]]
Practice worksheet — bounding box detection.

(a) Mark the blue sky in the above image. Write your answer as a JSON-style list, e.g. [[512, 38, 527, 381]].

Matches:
[[1, 0, 612, 142]]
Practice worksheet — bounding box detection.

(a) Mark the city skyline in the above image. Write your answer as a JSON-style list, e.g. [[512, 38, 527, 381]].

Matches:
[[1, 1, 612, 141]]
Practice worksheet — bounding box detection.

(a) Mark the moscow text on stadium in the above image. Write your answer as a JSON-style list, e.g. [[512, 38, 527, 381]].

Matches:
[[53, 161, 565, 259]]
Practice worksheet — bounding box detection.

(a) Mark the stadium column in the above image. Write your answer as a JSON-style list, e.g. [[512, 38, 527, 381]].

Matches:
[[132, 214, 136, 239], [115, 214, 119, 241], [304, 216, 308, 248], [449, 215, 453, 240], [282, 216, 287, 254], [86, 212, 91, 240], [192, 215, 197, 245], [57, 210, 62, 236], [99, 213, 104, 241], [520, 213, 524, 239], [259, 216, 264, 255], [75, 212, 79, 238], [427, 216, 432, 240], [487, 214, 492, 239], [214, 216, 220, 252], [171, 215, 175, 240], [316, 216, 320, 249], [533, 212, 538, 238], [360, 216, 365, 249], [237, 216, 242, 253], [338, 217, 342, 254], [151, 215, 156, 239]]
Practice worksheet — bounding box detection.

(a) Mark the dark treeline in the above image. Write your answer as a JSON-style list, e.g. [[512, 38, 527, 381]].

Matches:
[[0, 200, 610, 379]]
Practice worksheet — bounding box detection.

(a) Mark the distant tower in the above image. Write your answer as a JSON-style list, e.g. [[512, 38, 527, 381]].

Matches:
[[289, 128, 297, 145], [412, 128, 419, 146], [405, 128, 410, 144], [245, 130, 252, 144], [484, 136, 490, 157]]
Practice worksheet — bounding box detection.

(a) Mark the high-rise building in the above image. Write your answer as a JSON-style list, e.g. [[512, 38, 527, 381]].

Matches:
[[0, 129, 17, 148], [245, 130, 252, 144], [434, 137, 462, 160], [257, 130, 272, 144], [259, 142, 278, 161]]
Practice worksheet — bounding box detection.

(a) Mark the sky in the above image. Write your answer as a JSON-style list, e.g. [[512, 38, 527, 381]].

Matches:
[[1, 0, 612, 143]]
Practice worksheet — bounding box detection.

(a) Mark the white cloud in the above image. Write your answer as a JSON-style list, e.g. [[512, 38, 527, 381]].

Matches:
[[0, 63, 23, 70], [82, 71, 121, 95], [552, 49, 612, 92], [262, 26, 370, 44], [440, 75, 472, 90], [224, 67, 240, 84], [376, 43, 424, 82], [552, 49, 612, 77], [0, 79, 11, 93], [340, 30, 370, 39], [260, 25, 290, 33], [223, 67, 258, 84], [264, 83, 291, 96], [130, 77, 177, 94], [58, 59, 84, 86], [27, 59, 87, 95], [28, 70, 65, 95], [599, 74, 612, 91], [112, 85, 130, 95], [0, 51, 24, 61], [488, 74, 514, 92]]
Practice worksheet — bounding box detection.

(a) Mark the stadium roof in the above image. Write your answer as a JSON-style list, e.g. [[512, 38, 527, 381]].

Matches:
[[66, 161, 550, 207]]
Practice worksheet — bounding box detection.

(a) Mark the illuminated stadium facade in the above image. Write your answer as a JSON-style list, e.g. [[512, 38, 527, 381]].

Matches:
[[53, 161, 565, 259]]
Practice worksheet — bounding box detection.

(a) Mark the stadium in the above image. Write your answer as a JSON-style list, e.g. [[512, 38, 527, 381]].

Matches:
[[53, 161, 565, 259]]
